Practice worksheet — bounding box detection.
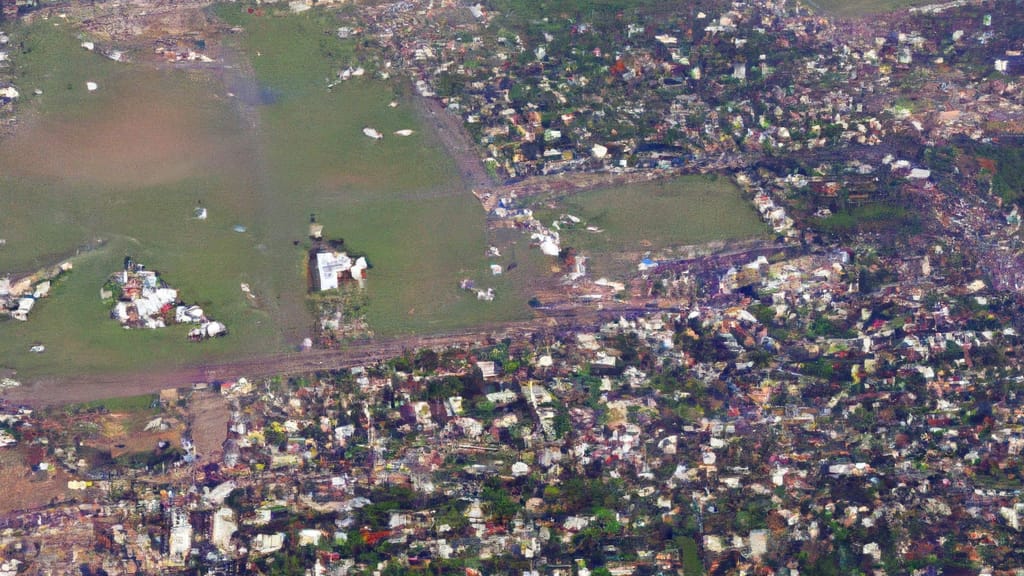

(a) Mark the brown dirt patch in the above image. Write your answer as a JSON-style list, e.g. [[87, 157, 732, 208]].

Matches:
[[0, 449, 71, 514], [189, 390, 229, 464], [0, 75, 244, 189], [97, 413, 184, 459]]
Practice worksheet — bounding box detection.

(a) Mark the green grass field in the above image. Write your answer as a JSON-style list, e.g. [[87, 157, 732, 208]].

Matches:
[[0, 9, 530, 378], [529, 175, 768, 274], [802, 0, 934, 17], [214, 6, 533, 334]]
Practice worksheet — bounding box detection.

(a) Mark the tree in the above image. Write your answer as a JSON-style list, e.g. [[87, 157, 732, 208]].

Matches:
[[415, 349, 439, 373], [482, 484, 517, 525]]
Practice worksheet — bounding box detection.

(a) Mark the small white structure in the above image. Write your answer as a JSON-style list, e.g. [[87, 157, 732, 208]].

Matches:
[[212, 508, 238, 553], [362, 127, 383, 139], [86, 82, 98, 92], [313, 251, 367, 291], [252, 533, 286, 555], [168, 509, 193, 564]]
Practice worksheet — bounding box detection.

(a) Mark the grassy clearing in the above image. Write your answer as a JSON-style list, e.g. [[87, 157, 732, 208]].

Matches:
[[0, 7, 534, 379], [529, 175, 767, 273], [0, 21, 279, 375], [8, 15, 124, 117], [216, 6, 533, 335], [74, 393, 160, 414], [803, 0, 934, 17]]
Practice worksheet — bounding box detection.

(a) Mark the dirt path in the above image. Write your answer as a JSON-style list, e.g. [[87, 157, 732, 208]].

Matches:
[[410, 90, 496, 192], [1, 304, 663, 407]]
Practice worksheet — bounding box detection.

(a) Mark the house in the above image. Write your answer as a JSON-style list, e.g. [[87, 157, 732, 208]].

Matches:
[[311, 250, 368, 291], [168, 509, 193, 564], [476, 361, 498, 379], [252, 532, 286, 555], [211, 508, 237, 553]]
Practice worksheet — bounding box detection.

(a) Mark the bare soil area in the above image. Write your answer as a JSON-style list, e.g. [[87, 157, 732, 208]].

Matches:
[[87, 412, 184, 459], [0, 449, 71, 514], [188, 390, 229, 464]]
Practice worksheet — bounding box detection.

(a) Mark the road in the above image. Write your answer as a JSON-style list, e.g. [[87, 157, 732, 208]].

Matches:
[[1, 306, 669, 407]]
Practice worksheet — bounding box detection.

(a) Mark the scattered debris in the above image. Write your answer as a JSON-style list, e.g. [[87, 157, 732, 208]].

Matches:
[[1, 261, 72, 322], [28, 344, 45, 353], [310, 249, 368, 292], [194, 207, 208, 220], [458, 279, 494, 301], [104, 256, 227, 341]]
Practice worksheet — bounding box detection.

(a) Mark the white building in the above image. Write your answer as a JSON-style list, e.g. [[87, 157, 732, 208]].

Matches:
[[168, 509, 192, 564], [312, 251, 368, 291], [212, 508, 238, 553]]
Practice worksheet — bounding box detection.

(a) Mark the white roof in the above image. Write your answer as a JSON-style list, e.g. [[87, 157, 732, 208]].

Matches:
[[316, 251, 353, 291]]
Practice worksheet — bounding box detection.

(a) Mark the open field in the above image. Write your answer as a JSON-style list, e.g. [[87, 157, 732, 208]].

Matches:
[[801, 0, 935, 17], [528, 175, 768, 275], [0, 20, 284, 376], [214, 6, 535, 335], [0, 10, 535, 379]]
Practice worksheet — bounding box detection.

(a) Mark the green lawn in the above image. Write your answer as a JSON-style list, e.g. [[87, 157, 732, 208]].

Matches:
[[0, 21, 282, 375], [216, 5, 533, 334], [802, 0, 934, 17], [0, 8, 532, 378], [529, 175, 768, 274]]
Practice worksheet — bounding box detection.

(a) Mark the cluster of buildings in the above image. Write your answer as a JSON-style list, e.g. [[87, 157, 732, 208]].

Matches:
[[105, 257, 226, 340], [2, 0, 1024, 574], [2, 211, 1024, 573], [0, 261, 71, 323], [347, 0, 1024, 183]]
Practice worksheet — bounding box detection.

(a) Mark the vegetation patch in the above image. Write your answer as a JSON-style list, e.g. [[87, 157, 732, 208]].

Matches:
[[214, 6, 535, 335], [802, 0, 935, 17], [528, 175, 767, 273], [811, 204, 922, 237]]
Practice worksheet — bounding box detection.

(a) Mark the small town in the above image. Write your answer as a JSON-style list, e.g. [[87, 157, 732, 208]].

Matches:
[[2, 217, 1024, 574], [0, 0, 1022, 573]]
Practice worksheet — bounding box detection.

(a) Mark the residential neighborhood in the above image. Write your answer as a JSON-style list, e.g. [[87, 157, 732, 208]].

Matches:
[[0, 0, 1023, 574], [2, 218, 1024, 574]]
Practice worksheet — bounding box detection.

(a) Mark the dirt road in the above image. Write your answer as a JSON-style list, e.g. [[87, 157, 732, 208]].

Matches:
[[1, 305, 659, 407]]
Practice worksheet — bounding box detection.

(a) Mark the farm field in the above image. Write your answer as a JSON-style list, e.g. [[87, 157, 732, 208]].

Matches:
[[0, 11, 528, 378], [528, 175, 768, 276]]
